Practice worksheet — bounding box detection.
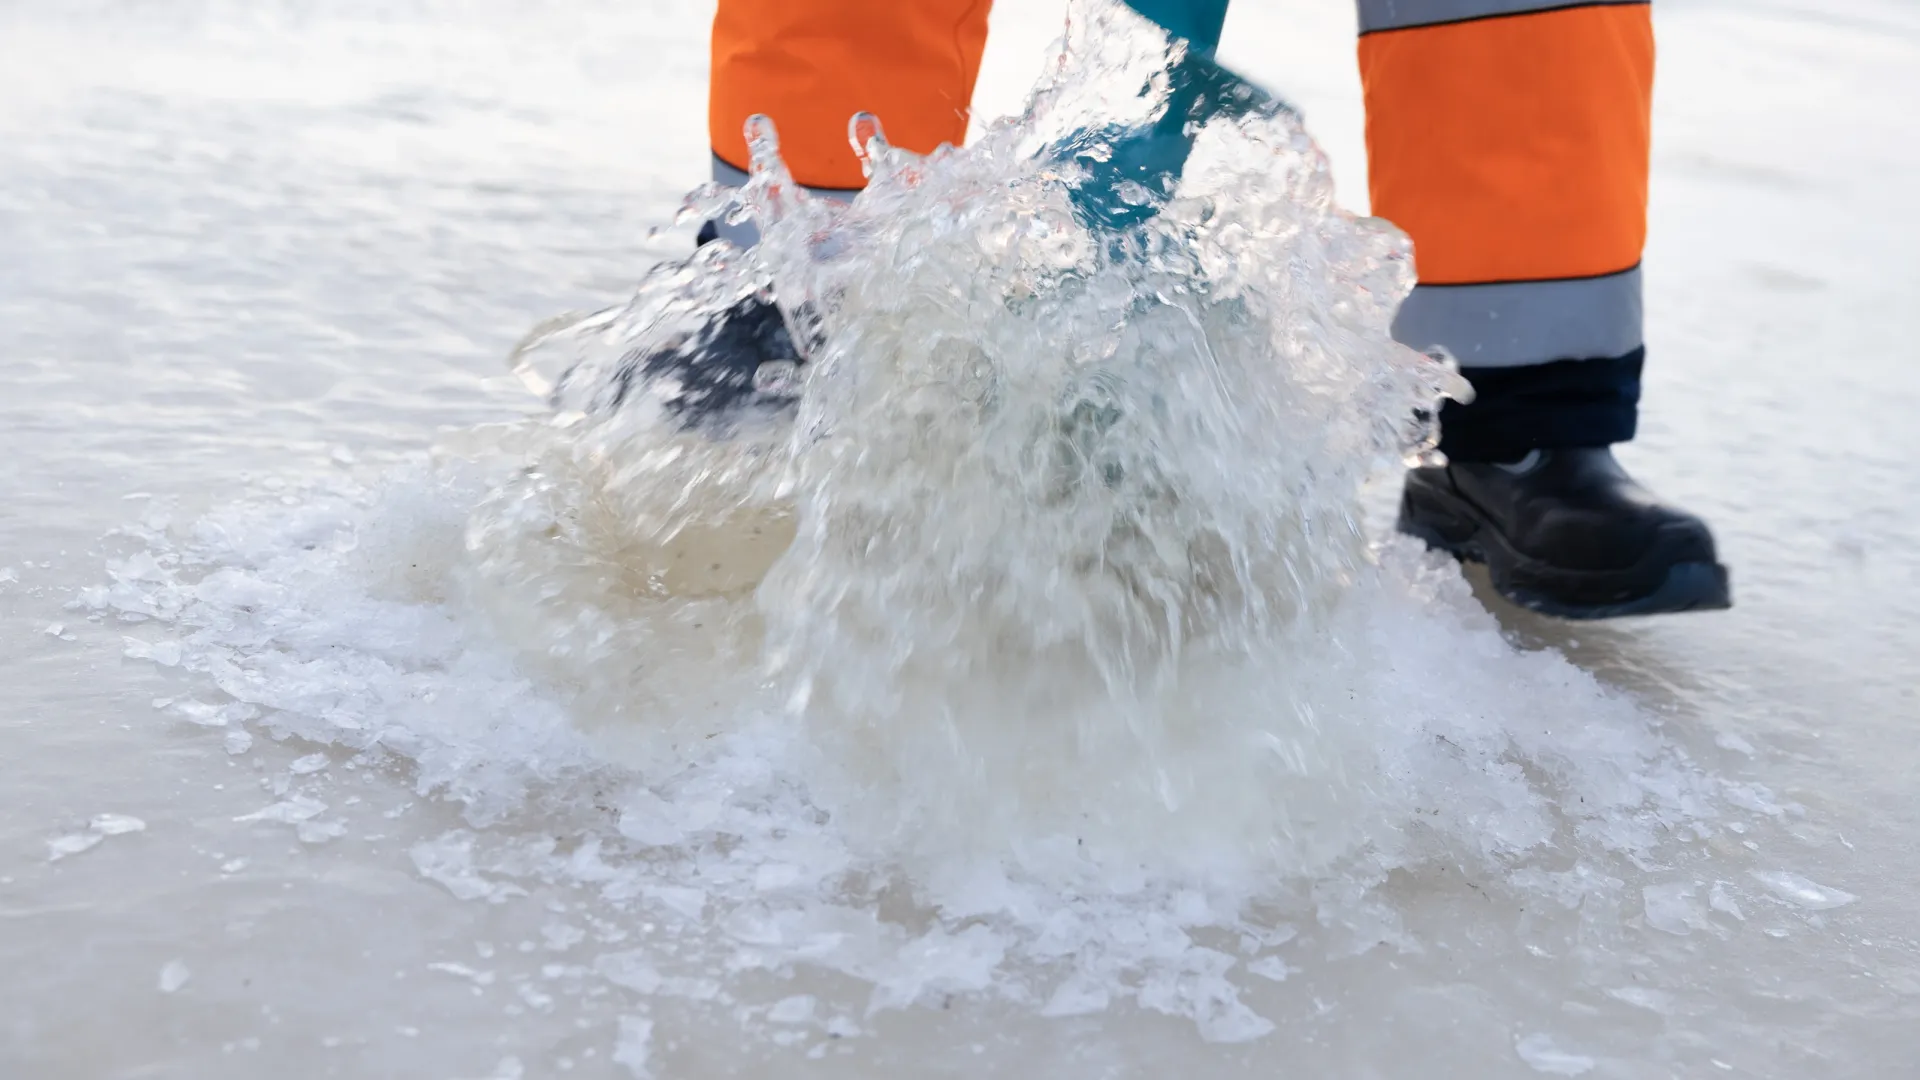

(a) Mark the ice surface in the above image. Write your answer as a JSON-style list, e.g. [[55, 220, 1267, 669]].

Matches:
[[20, 0, 1909, 1072], [61, 2, 1777, 1047]]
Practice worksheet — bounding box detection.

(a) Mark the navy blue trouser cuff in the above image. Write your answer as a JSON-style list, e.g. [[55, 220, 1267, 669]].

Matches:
[[1437, 348, 1644, 462]]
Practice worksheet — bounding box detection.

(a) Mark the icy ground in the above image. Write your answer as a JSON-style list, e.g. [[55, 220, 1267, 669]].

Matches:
[[3, 1, 1918, 1077]]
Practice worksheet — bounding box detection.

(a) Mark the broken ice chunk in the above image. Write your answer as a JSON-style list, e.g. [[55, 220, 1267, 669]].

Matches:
[[1749, 871, 1857, 911], [158, 960, 192, 993]]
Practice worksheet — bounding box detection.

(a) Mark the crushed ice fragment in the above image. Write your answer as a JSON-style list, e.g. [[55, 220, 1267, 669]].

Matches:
[[123, 637, 183, 667], [1749, 871, 1857, 910], [234, 796, 327, 825], [177, 700, 259, 730], [289, 753, 330, 776], [427, 961, 496, 986], [296, 819, 348, 844], [158, 960, 192, 993], [170, 699, 228, 726], [1516, 1033, 1594, 1075], [90, 814, 147, 836], [1604, 986, 1673, 1013], [224, 730, 254, 755], [613, 1016, 654, 1078], [48, 813, 148, 860], [595, 951, 662, 994], [411, 833, 522, 903], [1041, 978, 1111, 1017], [1642, 882, 1709, 936], [47, 833, 103, 861], [753, 862, 801, 891], [1708, 881, 1746, 921], [1246, 957, 1291, 982], [767, 995, 815, 1023]]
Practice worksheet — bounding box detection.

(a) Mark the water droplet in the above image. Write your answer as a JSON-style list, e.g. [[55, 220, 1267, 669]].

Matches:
[[848, 112, 889, 176]]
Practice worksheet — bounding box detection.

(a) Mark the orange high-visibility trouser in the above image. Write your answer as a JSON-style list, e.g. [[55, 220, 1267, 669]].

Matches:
[[710, 0, 993, 191], [710, 0, 1656, 454]]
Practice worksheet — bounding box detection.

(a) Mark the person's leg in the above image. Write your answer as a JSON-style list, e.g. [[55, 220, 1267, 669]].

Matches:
[[1357, 0, 1729, 617], [705, 0, 993, 245], [622, 1, 992, 427]]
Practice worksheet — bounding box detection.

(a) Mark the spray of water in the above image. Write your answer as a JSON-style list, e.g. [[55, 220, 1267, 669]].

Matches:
[[496, 0, 1724, 916]]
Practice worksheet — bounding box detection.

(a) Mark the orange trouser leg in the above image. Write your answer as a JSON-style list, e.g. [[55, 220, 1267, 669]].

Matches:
[[710, 0, 993, 192], [1358, 0, 1656, 456]]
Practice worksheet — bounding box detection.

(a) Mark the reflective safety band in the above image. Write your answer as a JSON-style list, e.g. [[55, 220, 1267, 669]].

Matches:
[[702, 155, 857, 250], [1392, 266, 1642, 368], [1356, 0, 1648, 35]]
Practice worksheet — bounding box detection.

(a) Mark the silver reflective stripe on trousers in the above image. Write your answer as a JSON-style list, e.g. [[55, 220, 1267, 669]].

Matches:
[[1390, 266, 1643, 368], [706, 155, 858, 249], [1356, 0, 1646, 34]]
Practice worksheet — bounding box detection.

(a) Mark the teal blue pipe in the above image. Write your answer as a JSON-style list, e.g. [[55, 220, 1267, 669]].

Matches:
[[1064, 0, 1285, 230], [1122, 0, 1229, 55]]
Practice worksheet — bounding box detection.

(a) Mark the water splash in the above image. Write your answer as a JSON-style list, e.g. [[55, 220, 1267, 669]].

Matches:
[[512, 1, 1491, 888]]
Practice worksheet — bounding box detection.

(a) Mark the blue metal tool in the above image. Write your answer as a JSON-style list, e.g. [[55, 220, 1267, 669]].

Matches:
[[1062, 0, 1286, 229]]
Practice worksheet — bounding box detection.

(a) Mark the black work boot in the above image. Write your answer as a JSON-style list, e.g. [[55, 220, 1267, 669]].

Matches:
[[589, 221, 815, 431], [608, 290, 806, 427], [1397, 448, 1731, 619]]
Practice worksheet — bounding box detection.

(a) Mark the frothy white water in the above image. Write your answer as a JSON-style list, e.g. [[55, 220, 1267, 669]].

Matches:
[[78, 0, 1830, 1059]]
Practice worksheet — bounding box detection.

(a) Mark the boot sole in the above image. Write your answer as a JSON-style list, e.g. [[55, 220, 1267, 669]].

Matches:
[[1398, 478, 1732, 621]]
